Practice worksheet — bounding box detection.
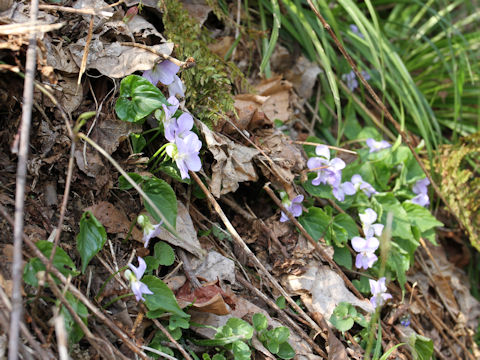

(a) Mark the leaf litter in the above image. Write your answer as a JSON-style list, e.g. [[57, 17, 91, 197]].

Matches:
[[0, 1, 478, 359]]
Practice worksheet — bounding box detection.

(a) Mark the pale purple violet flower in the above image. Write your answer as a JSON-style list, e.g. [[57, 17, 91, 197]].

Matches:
[[280, 195, 304, 222], [369, 277, 392, 309], [412, 177, 430, 195], [332, 181, 356, 202], [166, 132, 202, 179], [351, 236, 379, 269], [400, 316, 411, 327], [137, 215, 163, 248], [162, 96, 180, 119], [307, 145, 345, 187], [366, 138, 391, 153], [341, 70, 370, 92], [168, 75, 185, 98], [159, 96, 179, 132], [164, 112, 194, 142], [350, 24, 364, 39], [411, 178, 430, 207], [143, 60, 179, 86], [125, 257, 153, 302], [142, 60, 185, 98], [411, 193, 430, 207], [342, 70, 358, 92], [351, 174, 377, 198], [359, 208, 384, 238], [361, 70, 371, 81]]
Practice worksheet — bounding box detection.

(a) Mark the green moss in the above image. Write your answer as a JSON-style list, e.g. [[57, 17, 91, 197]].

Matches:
[[162, 0, 245, 126], [435, 133, 480, 251]]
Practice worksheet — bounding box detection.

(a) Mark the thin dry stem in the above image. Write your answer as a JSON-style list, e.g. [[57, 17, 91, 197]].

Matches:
[[119, 42, 193, 69], [292, 140, 358, 155], [149, 317, 193, 360], [10, 0, 39, 357], [77, 16, 94, 87]]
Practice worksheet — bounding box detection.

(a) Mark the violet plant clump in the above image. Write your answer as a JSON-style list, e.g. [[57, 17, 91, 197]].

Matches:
[[369, 277, 392, 309], [125, 257, 153, 302], [279, 193, 304, 222], [142, 60, 203, 179]]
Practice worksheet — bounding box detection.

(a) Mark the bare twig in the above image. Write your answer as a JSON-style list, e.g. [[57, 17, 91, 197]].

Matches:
[[38, 4, 114, 17], [53, 315, 69, 360], [77, 16, 95, 87], [306, 0, 461, 228], [190, 171, 324, 335], [0, 21, 65, 35], [177, 249, 202, 289], [46, 143, 75, 272], [141, 345, 177, 360], [10, 0, 39, 357], [291, 140, 358, 155]]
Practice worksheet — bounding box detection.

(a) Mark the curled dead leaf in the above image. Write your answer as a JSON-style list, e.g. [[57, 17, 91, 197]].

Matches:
[[198, 121, 259, 197], [176, 280, 235, 315]]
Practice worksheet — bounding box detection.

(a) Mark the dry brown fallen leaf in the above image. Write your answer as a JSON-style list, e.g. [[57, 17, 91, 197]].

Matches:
[[225, 76, 291, 134], [85, 201, 142, 241], [285, 261, 374, 320], [39, 74, 83, 114], [155, 200, 205, 258], [198, 121, 260, 198], [74, 146, 111, 190], [208, 36, 234, 59], [176, 279, 235, 316], [255, 75, 292, 123], [181, 0, 213, 25], [68, 41, 174, 78], [271, 44, 321, 101], [91, 117, 142, 155], [254, 127, 306, 197], [190, 250, 236, 285]]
